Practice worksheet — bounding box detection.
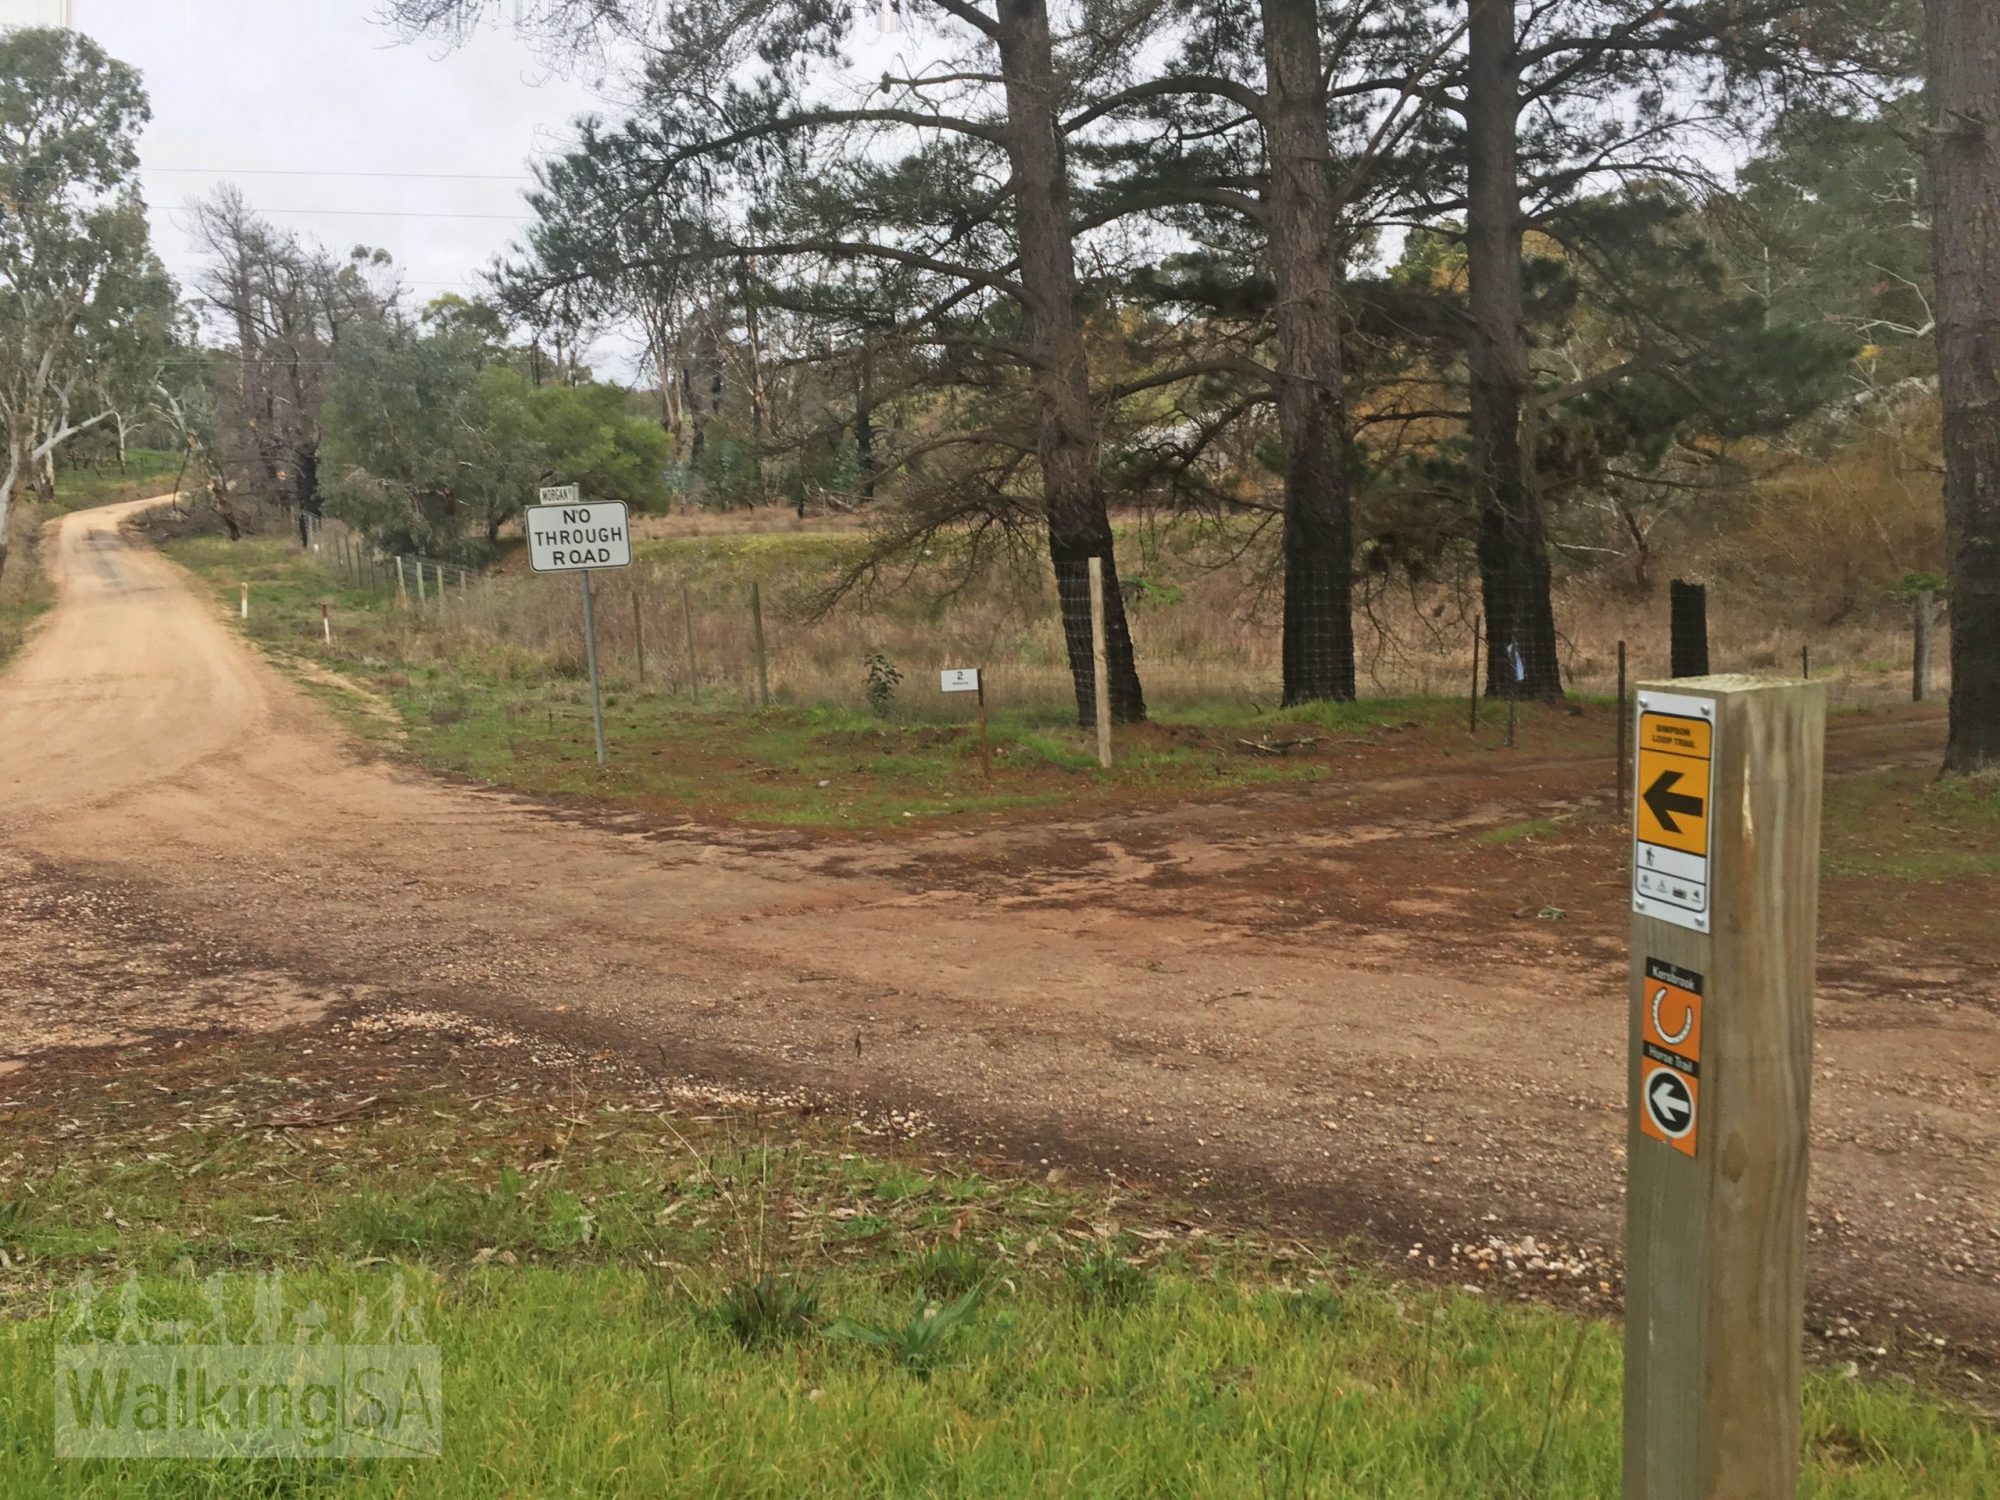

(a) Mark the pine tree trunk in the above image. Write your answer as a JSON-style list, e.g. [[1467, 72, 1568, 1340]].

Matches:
[[1927, 0, 2000, 772], [995, 0, 1146, 724], [1465, 0, 1562, 700], [1262, 0, 1356, 705]]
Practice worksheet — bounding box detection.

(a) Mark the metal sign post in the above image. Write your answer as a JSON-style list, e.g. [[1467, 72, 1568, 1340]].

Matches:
[[1623, 675, 1824, 1500], [942, 668, 989, 779], [524, 487, 632, 769]]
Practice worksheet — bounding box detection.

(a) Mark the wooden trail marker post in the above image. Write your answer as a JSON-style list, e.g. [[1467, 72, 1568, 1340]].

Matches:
[[1087, 557, 1112, 769], [1624, 675, 1824, 1500], [941, 668, 989, 779], [524, 486, 631, 769]]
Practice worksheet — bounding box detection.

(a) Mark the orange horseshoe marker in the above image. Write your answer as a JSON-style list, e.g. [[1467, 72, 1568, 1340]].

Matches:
[[1639, 959, 1703, 1158]]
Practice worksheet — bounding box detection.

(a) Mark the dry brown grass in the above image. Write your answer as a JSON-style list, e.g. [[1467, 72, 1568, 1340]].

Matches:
[[350, 515, 1947, 719]]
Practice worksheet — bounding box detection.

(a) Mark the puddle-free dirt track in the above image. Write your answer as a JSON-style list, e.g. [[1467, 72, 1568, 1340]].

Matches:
[[3, 498, 1995, 1367]]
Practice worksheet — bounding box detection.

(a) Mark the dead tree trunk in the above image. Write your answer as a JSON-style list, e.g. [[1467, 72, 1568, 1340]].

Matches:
[[1263, 0, 1356, 705], [995, 0, 1145, 723], [1465, 0, 1563, 700], [1927, 0, 2000, 772]]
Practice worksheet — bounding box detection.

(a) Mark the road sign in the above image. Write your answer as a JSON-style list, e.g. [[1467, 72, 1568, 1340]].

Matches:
[[525, 499, 631, 573], [1638, 957, 1702, 1158], [1631, 690, 1715, 931], [522, 490, 629, 768]]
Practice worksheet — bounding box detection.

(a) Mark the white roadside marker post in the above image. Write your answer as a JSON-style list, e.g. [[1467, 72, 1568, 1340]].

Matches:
[[524, 486, 631, 771]]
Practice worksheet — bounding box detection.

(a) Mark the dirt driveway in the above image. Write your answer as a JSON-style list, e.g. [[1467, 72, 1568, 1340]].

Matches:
[[3, 499, 1995, 1367]]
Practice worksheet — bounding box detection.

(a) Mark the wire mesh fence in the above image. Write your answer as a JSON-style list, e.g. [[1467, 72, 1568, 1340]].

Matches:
[[243, 504, 1951, 721]]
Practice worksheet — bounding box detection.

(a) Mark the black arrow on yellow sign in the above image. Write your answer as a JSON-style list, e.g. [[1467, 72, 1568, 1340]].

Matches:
[[1643, 769, 1705, 834]]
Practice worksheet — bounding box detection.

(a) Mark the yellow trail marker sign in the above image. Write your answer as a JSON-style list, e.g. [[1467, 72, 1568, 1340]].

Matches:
[[1631, 691, 1715, 932]]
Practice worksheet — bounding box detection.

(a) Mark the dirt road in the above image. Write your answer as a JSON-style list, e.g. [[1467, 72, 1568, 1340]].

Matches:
[[4, 499, 1995, 1363]]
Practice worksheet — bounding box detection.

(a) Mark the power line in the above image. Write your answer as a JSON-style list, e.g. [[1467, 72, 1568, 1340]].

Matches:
[[172, 203, 532, 222], [145, 166, 534, 182]]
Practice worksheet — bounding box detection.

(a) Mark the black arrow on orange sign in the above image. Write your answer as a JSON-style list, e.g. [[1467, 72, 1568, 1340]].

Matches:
[[1643, 769, 1705, 834]]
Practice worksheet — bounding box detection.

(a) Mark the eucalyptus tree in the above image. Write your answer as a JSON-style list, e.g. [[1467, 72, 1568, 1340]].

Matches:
[[389, 0, 1151, 724], [0, 27, 174, 581], [189, 188, 402, 542]]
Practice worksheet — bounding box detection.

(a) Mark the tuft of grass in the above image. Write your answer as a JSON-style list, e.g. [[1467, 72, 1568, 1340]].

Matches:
[[1475, 816, 1563, 846], [713, 1272, 822, 1350], [899, 1241, 991, 1301], [1068, 1246, 1152, 1308]]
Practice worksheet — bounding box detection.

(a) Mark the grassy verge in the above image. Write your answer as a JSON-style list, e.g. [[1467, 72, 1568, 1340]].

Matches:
[[158, 534, 1618, 828], [0, 500, 55, 669], [44, 449, 180, 513], [1823, 766, 2000, 882], [1, 1031, 1988, 1496]]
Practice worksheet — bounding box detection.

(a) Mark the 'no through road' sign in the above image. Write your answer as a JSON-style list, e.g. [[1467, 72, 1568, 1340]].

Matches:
[[525, 499, 632, 573]]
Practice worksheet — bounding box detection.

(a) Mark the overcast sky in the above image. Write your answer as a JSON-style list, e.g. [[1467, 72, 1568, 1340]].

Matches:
[[69, 1, 621, 358]]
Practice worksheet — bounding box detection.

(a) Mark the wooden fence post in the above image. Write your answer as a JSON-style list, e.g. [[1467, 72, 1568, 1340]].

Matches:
[[750, 581, 771, 709], [977, 673, 992, 781], [1913, 590, 1934, 703], [1669, 580, 1710, 678], [681, 582, 699, 703], [1625, 675, 1824, 1500], [1616, 640, 1628, 816], [1087, 557, 1112, 768], [632, 585, 646, 685]]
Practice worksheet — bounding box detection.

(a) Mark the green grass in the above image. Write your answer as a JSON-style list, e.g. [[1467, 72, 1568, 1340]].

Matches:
[[1822, 768, 2000, 881], [160, 534, 1622, 828], [1474, 816, 1565, 846], [0, 1044, 1988, 1497], [45, 449, 181, 513]]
